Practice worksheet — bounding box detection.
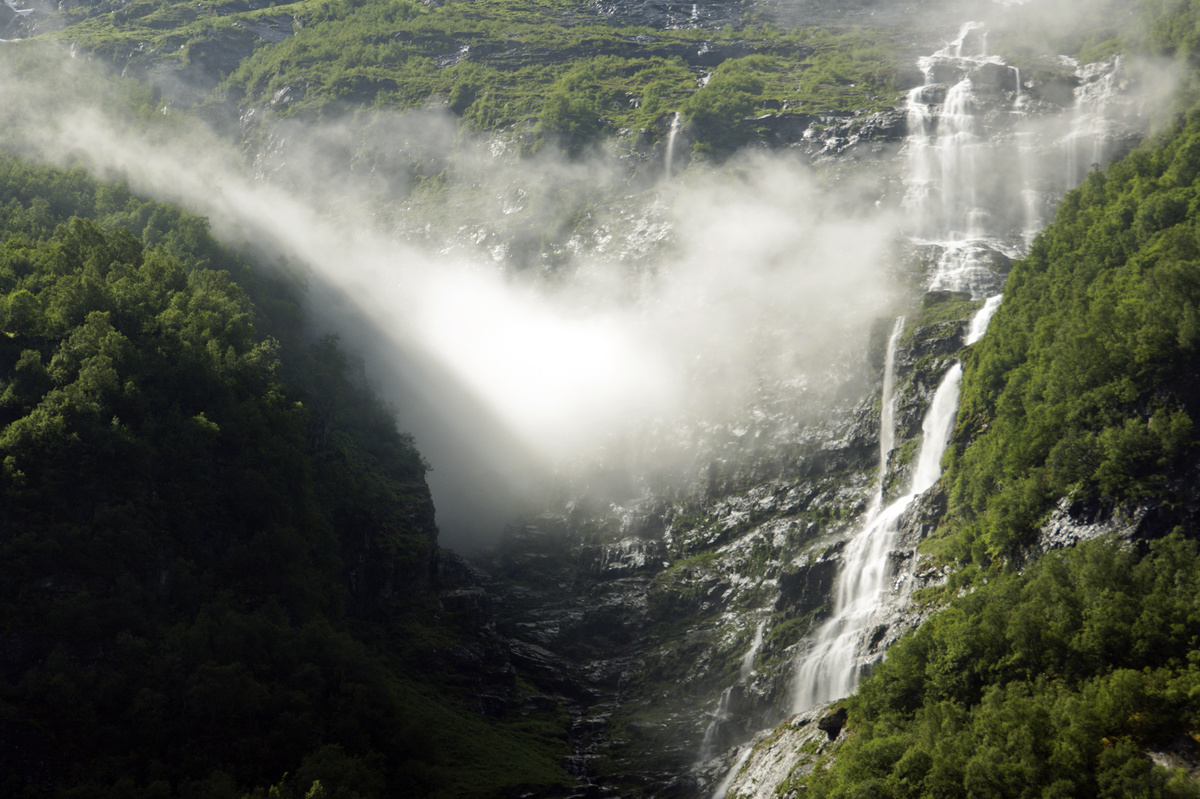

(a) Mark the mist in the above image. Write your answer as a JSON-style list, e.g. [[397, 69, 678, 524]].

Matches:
[[0, 47, 906, 548], [0, 0, 1170, 548]]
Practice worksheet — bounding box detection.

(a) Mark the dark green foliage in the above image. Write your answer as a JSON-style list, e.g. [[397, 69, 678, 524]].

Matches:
[[940, 112, 1200, 560], [39, 0, 910, 152], [684, 58, 766, 154], [803, 535, 1200, 798], [0, 156, 573, 797]]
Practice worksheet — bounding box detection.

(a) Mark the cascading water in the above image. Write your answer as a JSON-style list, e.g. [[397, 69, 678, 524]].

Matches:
[[700, 618, 768, 764], [1064, 55, 1127, 190], [791, 358, 964, 712], [706, 19, 1137, 790], [875, 318, 905, 501], [665, 112, 683, 179], [741, 620, 766, 681], [967, 294, 1003, 345], [791, 20, 1079, 714], [700, 688, 735, 762], [905, 21, 1028, 297]]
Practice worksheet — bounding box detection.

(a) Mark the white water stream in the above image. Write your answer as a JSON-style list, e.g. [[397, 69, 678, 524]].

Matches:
[[790, 20, 1094, 715], [710, 19, 1131, 790], [665, 111, 683, 179], [791, 358, 964, 711], [700, 618, 768, 763]]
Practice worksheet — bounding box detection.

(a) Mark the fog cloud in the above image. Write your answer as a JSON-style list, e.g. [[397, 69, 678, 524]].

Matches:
[[17, 28, 1160, 547]]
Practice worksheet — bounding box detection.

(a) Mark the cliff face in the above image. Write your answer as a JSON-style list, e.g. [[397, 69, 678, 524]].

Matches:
[[0, 0, 1175, 795], [435, 29, 1159, 796], [431, 302, 975, 796]]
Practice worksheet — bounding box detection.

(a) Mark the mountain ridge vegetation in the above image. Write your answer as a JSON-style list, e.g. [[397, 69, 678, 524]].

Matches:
[[4, 0, 1200, 796], [0, 156, 577, 798], [777, 2, 1200, 794]]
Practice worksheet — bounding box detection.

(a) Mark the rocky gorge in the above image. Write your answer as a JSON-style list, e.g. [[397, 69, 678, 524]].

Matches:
[[425, 18, 1161, 798], [0, 0, 1187, 795]]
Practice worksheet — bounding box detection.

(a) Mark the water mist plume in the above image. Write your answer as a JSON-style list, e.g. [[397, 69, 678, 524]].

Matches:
[[0, 47, 901, 547]]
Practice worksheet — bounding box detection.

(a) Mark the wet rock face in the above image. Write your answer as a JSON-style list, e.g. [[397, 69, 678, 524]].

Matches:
[[710, 702, 847, 799], [437, 296, 985, 797], [750, 108, 909, 162], [1036, 499, 1149, 553], [775, 544, 840, 618], [434, 358, 891, 795], [0, 0, 37, 39]]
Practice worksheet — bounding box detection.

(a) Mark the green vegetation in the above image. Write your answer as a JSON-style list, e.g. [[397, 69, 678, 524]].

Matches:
[[33, 0, 915, 157], [0, 156, 574, 797], [902, 292, 980, 341], [800, 534, 1200, 798], [794, 5, 1200, 795], [938, 112, 1200, 560]]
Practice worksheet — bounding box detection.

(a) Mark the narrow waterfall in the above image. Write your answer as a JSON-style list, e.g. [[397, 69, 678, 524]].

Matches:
[[875, 318, 905, 506], [740, 620, 767, 680], [786, 318, 901, 711], [700, 618, 768, 763], [665, 112, 682, 179], [700, 688, 735, 762], [1064, 56, 1125, 191], [712, 746, 754, 799], [791, 357, 965, 713], [967, 294, 1003, 345]]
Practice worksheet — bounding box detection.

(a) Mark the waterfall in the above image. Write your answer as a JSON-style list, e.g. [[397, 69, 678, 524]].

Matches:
[[1064, 56, 1123, 192], [712, 745, 754, 799], [790, 22, 1034, 715], [704, 21, 1135, 783], [966, 294, 1002, 345], [700, 618, 768, 764], [665, 112, 682, 179], [938, 77, 981, 239], [1017, 129, 1040, 246], [903, 21, 1041, 298], [785, 317, 902, 712], [740, 619, 767, 680], [700, 687, 735, 762], [876, 318, 905, 505], [791, 358, 965, 712]]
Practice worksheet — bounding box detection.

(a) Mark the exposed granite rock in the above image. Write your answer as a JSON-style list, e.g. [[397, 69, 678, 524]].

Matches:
[[1036, 499, 1149, 553], [775, 542, 841, 617], [738, 107, 910, 163], [705, 703, 846, 799]]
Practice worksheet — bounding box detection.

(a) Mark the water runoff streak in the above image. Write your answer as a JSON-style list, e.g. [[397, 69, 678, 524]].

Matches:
[[701, 619, 767, 762], [664, 112, 683, 179]]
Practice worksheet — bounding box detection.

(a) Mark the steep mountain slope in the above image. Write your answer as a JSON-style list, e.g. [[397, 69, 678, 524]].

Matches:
[[0, 159, 581, 798], [0, 0, 1197, 797], [712, 4, 1200, 795]]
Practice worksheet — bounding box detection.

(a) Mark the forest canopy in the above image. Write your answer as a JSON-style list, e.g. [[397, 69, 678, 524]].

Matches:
[[0, 157, 573, 798]]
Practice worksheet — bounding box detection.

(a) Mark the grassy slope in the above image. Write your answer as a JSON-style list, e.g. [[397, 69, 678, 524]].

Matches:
[[43, 0, 914, 151]]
